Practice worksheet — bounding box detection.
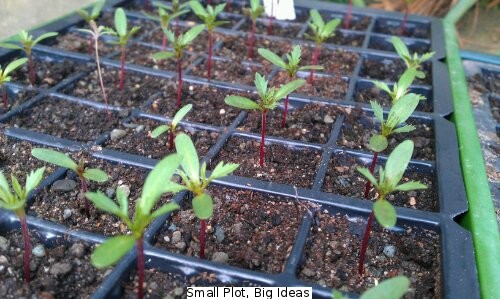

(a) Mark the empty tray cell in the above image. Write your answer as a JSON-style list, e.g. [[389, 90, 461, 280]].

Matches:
[[0, 85, 38, 114], [368, 35, 431, 54], [320, 12, 372, 31], [302, 47, 359, 77], [189, 58, 270, 86], [124, 43, 199, 71], [373, 17, 430, 39], [238, 19, 303, 39]]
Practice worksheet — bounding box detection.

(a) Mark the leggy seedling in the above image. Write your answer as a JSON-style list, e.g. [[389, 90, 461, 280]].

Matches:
[[0, 30, 58, 85], [225, 73, 305, 167], [144, 2, 189, 49], [304, 9, 341, 84], [152, 24, 204, 109], [391, 36, 434, 79], [243, 0, 265, 58], [189, 0, 227, 80], [108, 8, 141, 91], [77, 0, 106, 55], [0, 168, 45, 284], [0, 58, 28, 109], [151, 103, 192, 150], [31, 148, 108, 217], [371, 68, 417, 103], [333, 276, 410, 299], [258, 46, 323, 127], [86, 154, 182, 299], [173, 133, 239, 259]]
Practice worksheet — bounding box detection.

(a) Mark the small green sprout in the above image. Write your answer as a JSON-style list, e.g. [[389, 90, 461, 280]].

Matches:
[[0, 167, 45, 284], [108, 8, 141, 91], [144, 2, 189, 50], [151, 103, 192, 150], [31, 148, 108, 216], [0, 58, 28, 109], [258, 45, 323, 127], [243, 0, 265, 58], [333, 276, 410, 299], [152, 24, 204, 108], [371, 68, 417, 103], [190, 0, 227, 80], [0, 30, 58, 85], [304, 9, 341, 84], [391, 36, 435, 79], [172, 133, 239, 258], [86, 154, 182, 298], [225, 73, 305, 167], [77, 0, 106, 55]]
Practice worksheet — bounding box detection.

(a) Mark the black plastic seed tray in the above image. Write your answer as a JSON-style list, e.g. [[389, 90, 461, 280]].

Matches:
[[0, 0, 478, 298]]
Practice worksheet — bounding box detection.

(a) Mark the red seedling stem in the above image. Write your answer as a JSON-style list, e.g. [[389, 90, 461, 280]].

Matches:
[[267, 1, 274, 35], [28, 52, 35, 85], [175, 19, 180, 37], [247, 20, 256, 59], [94, 37, 111, 118], [88, 35, 93, 55], [18, 212, 31, 284], [168, 128, 175, 151], [79, 177, 91, 218], [207, 31, 213, 81], [119, 47, 126, 91], [345, 0, 352, 29], [161, 35, 167, 50], [281, 94, 290, 128], [358, 151, 379, 275], [136, 236, 145, 299], [308, 45, 320, 84], [401, 6, 409, 35], [200, 219, 207, 259], [259, 110, 267, 167], [227, 0, 232, 11], [145, 0, 150, 12], [176, 55, 182, 109], [2, 83, 7, 109]]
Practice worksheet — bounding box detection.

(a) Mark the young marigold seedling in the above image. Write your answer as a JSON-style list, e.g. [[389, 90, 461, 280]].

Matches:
[[258, 45, 323, 127], [0, 167, 45, 284], [225, 73, 305, 166], [144, 2, 189, 49], [108, 8, 141, 91], [0, 58, 28, 109], [0, 30, 58, 85], [173, 133, 239, 259], [190, 0, 227, 80], [86, 154, 182, 299], [77, 0, 106, 55], [372, 68, 417, 103], [243, 0, 265, 58], [151, 103, 192, 150], [333, 276, 410, 299], [356, 140, 427, 275], [31, 148, 108, 216], [152, 24, 204, 109], [304, 9, 341, 84], [391, 36, 434, 79]]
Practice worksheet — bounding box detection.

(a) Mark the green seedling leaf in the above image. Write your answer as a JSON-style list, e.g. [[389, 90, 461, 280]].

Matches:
[[91, 0, 106, 18], [33, 32, 58, 45], [114, 8, 128, 37], [396, 68, 417, 98], [309, 9, 324, 28], [0, 43, 23, 50], [174, 133, 200, 183], [389, 93, 421, 125], [192, 192, 213, 220], [372, 80, 391, 94], [25, 167, 45, 195], [373, 199, 397, 228], [392, 124, 416, 134], [2, 58, 28, 77], [384, 140, 414, 189], [395, 181, 427, 191], [31, 148, 77, 171], [209, 161, 239, 180], [83, 168, 109, 182], [152, 51, 176, 60], [116, 185, 129, 218], [370, 100, 384, 123], [360, 276, 410, 299], [11, 175, 23, 199], [0, 172, 10, 195], [391, 36, 410, 59], [189, 0, 207, 17], [91, 235, 135, 268], [324, 18, 341, 35], [151, 125, 169, 138], [369, 134, 388, 152], [274, 79, 306, 100], [172, 104, 193, 127], [181, 24, 205, 45], [149, 202, 180, 220], [298, 65, 324, 71], [254, 73, 268, 99], [258, 48, 287, 69], [224, 96, 259, 110], [85, 191, 121, 216], [357, 167, 378, 187]]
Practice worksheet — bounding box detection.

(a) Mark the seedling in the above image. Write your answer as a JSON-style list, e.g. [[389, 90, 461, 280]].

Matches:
[[108, 8, 141, 91], [225, 73, 305, 166], [152, 24, 204, 109], [31, 148, 108, 217], [190, 1, 227, 80], [391, 36, 435, 79], [344, 0, 353, 29], [173, 133, 239, 258], [155, 0, 191, 36], [0, 168, 45, 284], [333, 276, 410, 299], [400, 0, 413, 35], [267, 0, 276, 35], [371, 68, 417, 103], [356, 140, 427, 275], [151, 103, 192, 150], [258, 46, 323, 127], [86, 154, 182, 299], [144, 2, 189, 50], [0, 30, 58, 85], [0, 58, 28, 109], [304, 9, 341, 84], [77, 0, 106, 55], [243, 0, 265, 58]]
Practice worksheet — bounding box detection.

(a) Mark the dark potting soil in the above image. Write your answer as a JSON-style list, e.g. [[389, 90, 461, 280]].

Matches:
[[29, 152, 173, 235], [103, 117, 219, 159], [489, 95, 500, 123], [146, 82, 247, 127], [64, 67, 170, 108], [361, 58, 432, 86], [302, 47, 359, 76], [10, 59, 79, 89], [354, 84, 433, 112], [155, 187, 309, 273], [124, 44, 199, 71], [239, 20, 302, 39], [7, 97, 119, 143], [298, 210, 440, 298], [303, 28, 365, 47], [189, 58, 270, 86], [374, 22, 430, 39], [271, 71, 348, 100], [53, 32, 118, 56], [238, 103, 341, 144], [219, 35, 294, 62], [141, 27, 213, 53], [339, 106, 435, 161], [322, 153, 438, 212], [0, 89, 38, 114], [210, 137, 321, 188], [0, 231, 105, 299]]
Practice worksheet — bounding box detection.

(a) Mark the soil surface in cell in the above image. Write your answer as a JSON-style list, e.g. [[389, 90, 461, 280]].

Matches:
[[374, 23, 430, 39], [53, 32, 118, 56], [339, 106, 435, 161], [10, 59, 79, 88], [0, 89, 38, 114], [354, 84, 433, 112], [271, 71, 348, 100], [299, 211, 440, 298], [219, 35, 294, 62], [239, 21, 302, 38], [303, 28, 365, 47], [322, 153, 438, 211], [302, 47, 359, 76], [0, 231, 105, 299], [8, 97, 119, 143], [103, 117, 219, 159], [361, 57, 432, 86], [210, 137, 321, 188], [189, 58, 269, 85], [155, 187, 309, 273]]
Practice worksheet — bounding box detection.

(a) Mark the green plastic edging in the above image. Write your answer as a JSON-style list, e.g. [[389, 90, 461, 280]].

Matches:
[[444, 2, 500, 299]]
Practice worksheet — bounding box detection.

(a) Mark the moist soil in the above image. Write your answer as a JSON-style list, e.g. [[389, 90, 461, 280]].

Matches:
[[239, 21, 302, 39], [8, 97, 120, 143], [271, 71, 348, 100], [155, 187, 309, 273], [103, 117, 219, 159], [125, 44, 199, 71], [53, 32, 118, 56], [219, 35, 294, 62], [0, 231, 105, 299], [0, 89, 38, 114], [10, 59, 79, 89], [189, 58, 269, 86], [339, 106, 435, 161], [210, 137, 321, 188], [369, 38, 431, 54], [64, 67, 170, 108], [322, 152, 438, 212], [302, 47, 359, 76], [303, 28, 365, 47], [374, 23, 430, 39], [361, 58, 432, 86], [354, 84, 433, 112], [145, 82, 246, 127], [238, 103, 342, 144], [299, 210, 440, 298]]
